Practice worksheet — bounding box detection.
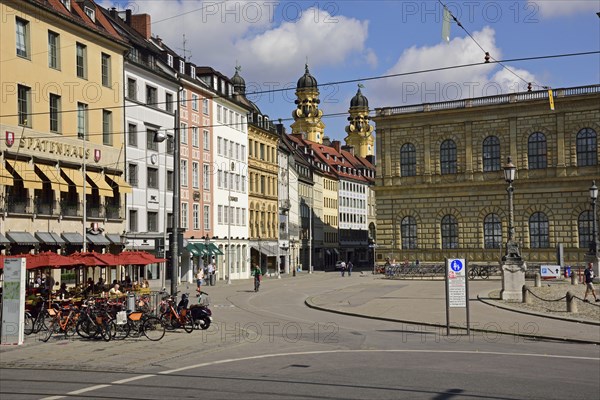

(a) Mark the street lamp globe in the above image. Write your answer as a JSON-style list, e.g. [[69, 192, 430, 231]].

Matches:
[[590, 181, 598, 201], [503, 156, 516, 183]]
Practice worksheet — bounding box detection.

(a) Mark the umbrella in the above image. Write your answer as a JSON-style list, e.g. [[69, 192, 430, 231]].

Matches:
[[69, 251, 110, 266], [29, 251, 76, 269], [118, 251, 166, 265]]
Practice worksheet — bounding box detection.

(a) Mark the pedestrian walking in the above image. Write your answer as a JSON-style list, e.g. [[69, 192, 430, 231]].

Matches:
[[196, 267, 205, 295], [347, 261, 353, 276], [340, 261, 346, 277], [583, 263, 599, 302], [207, 261, 215, 286]]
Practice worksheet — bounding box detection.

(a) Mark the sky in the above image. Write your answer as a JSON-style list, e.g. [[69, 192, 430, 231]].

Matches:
[[103, 0, 600, 142]]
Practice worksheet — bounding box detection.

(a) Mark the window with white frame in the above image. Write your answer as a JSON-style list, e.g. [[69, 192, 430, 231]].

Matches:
[[180, 89, 187, 107], [204, 205, 210, 230], [223, 206, 228, 224], [181, 159, 188, 187], [167, 54, 173, 67], [181, 202, 188, 229], [203, 130, 210, 151], [223, 170, 228, 189], [192, 162, 199, 188], [76, 42, 87, 78], [242, 209, 246, 226], [203, 164, 210, 190], [48, 31, 60, 69], [179, 60, 185, 74], [192, 93, 198, 111], [241, 145, 246, 160], [202, 98, 209, 115], [101, 53, 111, 87], [190, 67, 196, 79], [224, 139, 228, 157], [218, 205, 223, 224], [217, 137, 222, 155], [180, 123, 188, 144], [191, 126, 199, 147], [193, 204, 200, 230], [16, 17, 30, 58], [217, 170, 222, 188], [217, 105, 222, 122]]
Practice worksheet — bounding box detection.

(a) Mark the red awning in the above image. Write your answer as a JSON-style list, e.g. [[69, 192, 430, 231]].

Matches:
[[118, 251, 166, 265], [69, 251, 110, 266]]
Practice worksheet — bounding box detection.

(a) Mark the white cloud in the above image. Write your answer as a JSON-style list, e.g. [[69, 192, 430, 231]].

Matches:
[[369, 27, 537, 108], [101, 1, 372, 90], [528, 0, 600, 18]]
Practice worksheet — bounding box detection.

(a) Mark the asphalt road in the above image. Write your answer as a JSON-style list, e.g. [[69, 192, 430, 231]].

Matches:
[[1, 273, 599, 400]]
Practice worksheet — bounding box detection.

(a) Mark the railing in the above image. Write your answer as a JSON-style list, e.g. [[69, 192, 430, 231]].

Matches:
[[6, 194, 32, 214], [60, 200, 81, 217], [105, 204, 122, 220], [34, 198, 57, 216], [377, 84, 600, 116]]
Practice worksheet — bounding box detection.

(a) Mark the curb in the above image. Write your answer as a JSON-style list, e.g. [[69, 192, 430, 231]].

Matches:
[[304, 296, 600, 345], [476, 292, 600, 327]]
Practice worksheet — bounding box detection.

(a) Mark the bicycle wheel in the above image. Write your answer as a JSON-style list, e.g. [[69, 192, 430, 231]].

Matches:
[[24, 312, 34, 335], [101, 321, 114, 342], [480, 268, 490, 279], [112, 321, 130, 340], [468, 268, 477, 280], [41, 319, 58, 342], [76, 318, 98, 339], [142, 317, 165, 341], [183, 313, 194, 333], [160, 312, 177, 330]]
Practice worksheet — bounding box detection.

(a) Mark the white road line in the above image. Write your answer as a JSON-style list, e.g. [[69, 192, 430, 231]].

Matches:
[[158, 349, 600, 375], [40, 349, 600, 399]]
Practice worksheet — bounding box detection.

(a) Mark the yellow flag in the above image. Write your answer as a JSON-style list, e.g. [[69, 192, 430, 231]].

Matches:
[[548, 89, 555, 111]]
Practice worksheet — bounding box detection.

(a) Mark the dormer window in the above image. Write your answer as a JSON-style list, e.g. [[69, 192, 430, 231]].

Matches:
[[84, 6, 95, 20], [190, 67, 196, 79], [167, 54, 173, 67], [179, 60, 185, 74], [60, 0, 71, 11]]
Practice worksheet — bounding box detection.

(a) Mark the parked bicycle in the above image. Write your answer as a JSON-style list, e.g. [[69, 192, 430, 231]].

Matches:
[[42, 302, 81, 342], [469, 265, 490, 280], [24, 296, 50, 335], [113, 310, 165, 341], [159, 293, 194, 333]]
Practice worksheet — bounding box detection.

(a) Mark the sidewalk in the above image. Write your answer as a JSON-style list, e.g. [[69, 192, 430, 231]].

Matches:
[[305, 275, 600, 344]]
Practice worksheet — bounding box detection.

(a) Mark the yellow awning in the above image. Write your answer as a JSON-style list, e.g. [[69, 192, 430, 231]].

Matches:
[[0, 162, 14, 186], [37, 164, 69, 193], [86, 171, 114, 197], [9, 160, 42, 190], [61, 167, 92, 195], [106, 173, 132, 194]]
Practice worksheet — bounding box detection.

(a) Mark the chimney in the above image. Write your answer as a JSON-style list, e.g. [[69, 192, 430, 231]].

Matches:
[[156, 35, 163, 47], [109, 7, 118, 19], [332, 140, 341, 153], [342, 145, 355, 156], [130, 13, 151, 39], [322, 135, 331, 146], [125, 9, 132, 25]]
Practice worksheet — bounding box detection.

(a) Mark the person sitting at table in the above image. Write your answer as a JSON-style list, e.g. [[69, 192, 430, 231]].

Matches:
[[108, 283, 125, 299], [55, 282, 70, 300], [141, 279, 150, 289], [82, 278, 94, 297], [122, 275, 132, 290]]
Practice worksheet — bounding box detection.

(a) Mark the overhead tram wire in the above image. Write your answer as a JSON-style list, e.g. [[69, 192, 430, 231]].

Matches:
[[437, 0, 546, 90], [1, 50, 598, 121]]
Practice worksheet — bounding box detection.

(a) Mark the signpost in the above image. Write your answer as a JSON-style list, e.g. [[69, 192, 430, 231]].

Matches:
[[445, 258, 470, 336], [1, 258, 26, 345], [540, 265, 561, 280]]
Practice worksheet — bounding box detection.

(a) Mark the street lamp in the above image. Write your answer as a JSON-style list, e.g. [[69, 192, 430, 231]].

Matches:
[[588, 181, 598, 256], [503, 156, 521, 261]]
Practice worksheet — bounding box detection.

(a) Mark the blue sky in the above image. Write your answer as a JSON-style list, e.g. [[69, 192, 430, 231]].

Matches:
[[105, 1, 600, 141]]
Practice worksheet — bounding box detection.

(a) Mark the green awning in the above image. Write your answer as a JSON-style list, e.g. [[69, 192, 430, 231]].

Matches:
[[186, 242, 201, 256], [207, 243, 223, 255]]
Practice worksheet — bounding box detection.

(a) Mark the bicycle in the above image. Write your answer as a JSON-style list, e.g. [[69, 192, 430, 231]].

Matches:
[[24, 297, 50, 335], [41, 302, 80, 342], [469, 265, 490, 280], [159, 294, 194, 333], [113, 310, 165, 341], [75, 299, 114, 341]]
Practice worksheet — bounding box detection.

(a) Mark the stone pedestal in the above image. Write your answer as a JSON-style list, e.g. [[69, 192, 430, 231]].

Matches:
[[501, 260, 527, 301]]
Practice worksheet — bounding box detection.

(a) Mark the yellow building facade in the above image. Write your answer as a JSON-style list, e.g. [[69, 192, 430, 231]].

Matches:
[[0, 0, 129, 255], [373, 86, 599, 267]]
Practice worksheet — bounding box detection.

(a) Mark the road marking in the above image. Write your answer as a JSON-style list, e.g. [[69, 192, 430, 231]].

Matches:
[[158, 349, 600, 374], [39, 349, 600, 399]]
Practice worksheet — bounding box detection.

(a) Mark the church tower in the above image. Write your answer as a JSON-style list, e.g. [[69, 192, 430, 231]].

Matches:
[[291, 64, 325, 144], [345, 85, 374, 158]]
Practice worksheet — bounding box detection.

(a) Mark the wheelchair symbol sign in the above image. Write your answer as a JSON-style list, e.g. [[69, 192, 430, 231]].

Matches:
[[450, 259, 463, 272]]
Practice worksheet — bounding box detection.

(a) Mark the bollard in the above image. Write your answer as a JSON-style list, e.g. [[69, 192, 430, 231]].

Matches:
[[566, 291, 577, 313], [522, 285, 532, 304], [534, 272, 541, 287], [571, 273, 578, 285]]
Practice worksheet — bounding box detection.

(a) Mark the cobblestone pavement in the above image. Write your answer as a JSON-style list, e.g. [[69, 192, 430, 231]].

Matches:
[[491, 281, 600, 323]]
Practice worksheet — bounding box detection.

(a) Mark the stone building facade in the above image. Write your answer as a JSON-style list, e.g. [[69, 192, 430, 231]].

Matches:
[[373, 85, 599, 267]]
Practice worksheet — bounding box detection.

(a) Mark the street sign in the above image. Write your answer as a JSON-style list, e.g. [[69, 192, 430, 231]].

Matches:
[[447, 258, 466, 308], [445, 258, 471, 336], [540, 265, 560, 279]]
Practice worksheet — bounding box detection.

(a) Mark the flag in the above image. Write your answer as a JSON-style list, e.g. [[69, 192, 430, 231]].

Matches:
[[442, 7, 452, 43], [548, 89, 555, 111]]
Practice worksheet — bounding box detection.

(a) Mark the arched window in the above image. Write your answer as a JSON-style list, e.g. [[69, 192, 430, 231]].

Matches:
[[578, 210, 594, 248], [576, 128, 597, 167], [482, 136, 501, 172], [528, 132, 547, 169], [440, 140, 457, 174], [441, 215, 458, 249], [400, 143, 416, 177], [484, 214, 502, 249], [401, 216, 417, 249], [529, 212, 549, 248]]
